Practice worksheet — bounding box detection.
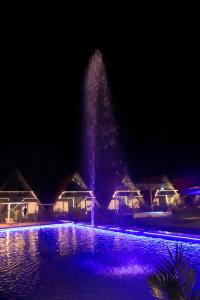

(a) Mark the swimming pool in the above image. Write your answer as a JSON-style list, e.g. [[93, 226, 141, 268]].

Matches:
[[0, 224, 199, 299]]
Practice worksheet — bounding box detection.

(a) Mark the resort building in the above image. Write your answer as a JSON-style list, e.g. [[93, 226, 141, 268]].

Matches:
[[0, 170, 41, 223], [136, 175, 181, 209], [152, 176, 181, 207], [54, 172, 99, 214], [108, 175, 143, 212]]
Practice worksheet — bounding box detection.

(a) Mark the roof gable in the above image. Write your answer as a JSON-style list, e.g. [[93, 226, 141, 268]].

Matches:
[[120, 175, 137, 190], [61, 172, 88, 191], [0, 170, 33, 191]]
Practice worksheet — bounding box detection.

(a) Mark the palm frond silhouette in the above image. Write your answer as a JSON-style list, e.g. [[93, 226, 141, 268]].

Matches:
[[148, 244, 200, 300]]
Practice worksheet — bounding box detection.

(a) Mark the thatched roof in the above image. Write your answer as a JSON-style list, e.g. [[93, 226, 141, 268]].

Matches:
[[120, 175, 138, 190], [0, 170, 33, 191], [142, 175, 176, 190], [0, 170, 40, 203]]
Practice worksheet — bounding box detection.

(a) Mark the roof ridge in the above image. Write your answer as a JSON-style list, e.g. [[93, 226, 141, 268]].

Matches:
[[0, 169, 33, 191]]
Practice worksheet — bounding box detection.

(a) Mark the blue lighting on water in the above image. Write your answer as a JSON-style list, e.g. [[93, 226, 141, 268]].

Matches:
[[0, 221, 199, 299], [143, 231, 200, 242], [0, 223, 72, 233], [75, 223, 200, 244], [0, 222, 199, 244], [125, 229, 140, 233]]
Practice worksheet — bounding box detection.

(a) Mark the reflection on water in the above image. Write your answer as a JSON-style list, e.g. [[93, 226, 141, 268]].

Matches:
[[0, 229, 39, 299], [0, 224, 200, 300], [80, 257, 153, 277], [56, 225, 95, 256], [71, 226, 77, 253], [57, 227, 70, 256]]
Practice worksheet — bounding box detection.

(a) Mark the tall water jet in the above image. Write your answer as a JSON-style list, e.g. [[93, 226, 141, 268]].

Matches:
[[83, 50, 125, 225]]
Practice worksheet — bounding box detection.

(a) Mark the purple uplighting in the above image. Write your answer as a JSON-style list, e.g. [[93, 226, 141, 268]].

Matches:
[[83, 50, 125, 224]]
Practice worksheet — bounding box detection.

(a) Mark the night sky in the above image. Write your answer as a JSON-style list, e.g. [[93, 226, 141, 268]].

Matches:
[[0, 14, 199, 201]]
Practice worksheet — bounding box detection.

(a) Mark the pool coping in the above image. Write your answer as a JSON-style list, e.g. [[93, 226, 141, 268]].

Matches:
[[0, 221, 69, 230], [75, 223, 200, 243], [0, 221, 199, 243]]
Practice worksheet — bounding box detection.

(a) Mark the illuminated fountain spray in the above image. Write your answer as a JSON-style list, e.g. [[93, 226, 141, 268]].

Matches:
[[84, 50, 125, 226]]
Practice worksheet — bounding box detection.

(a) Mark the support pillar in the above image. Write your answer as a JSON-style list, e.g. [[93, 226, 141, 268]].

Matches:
[[8, 203, 11, 223], [150, 189, 153, 211]]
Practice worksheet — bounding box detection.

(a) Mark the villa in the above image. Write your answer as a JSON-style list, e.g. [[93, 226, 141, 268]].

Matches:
[[0, 170, 41, 223], [54, 172, 99, 215], [108, 175, 144, 212]]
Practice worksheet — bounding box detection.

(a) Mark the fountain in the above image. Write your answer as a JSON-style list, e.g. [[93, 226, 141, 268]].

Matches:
[[83, 50, 125, 225]]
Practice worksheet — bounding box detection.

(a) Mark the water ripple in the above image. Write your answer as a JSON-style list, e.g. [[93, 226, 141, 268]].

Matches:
[[0, 225, 199, 300]]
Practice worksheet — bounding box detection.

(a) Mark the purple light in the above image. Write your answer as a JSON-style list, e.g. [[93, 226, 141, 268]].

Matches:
[[125, 229, 140, 233], [96, 225, 107, 229], [75, 223, 200, 243], [1, 223, 199, 244], [83, 50, 126, 216], [143, 231, 200, 242], [108, 227, 121, 230], [0, 223, 72, 233]]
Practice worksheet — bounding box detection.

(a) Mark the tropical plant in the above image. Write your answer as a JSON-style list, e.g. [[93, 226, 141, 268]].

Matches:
[[148, 244, 200, 300]]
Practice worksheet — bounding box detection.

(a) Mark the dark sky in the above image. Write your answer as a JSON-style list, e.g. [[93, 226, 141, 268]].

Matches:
[[0, 13, 199, 200]]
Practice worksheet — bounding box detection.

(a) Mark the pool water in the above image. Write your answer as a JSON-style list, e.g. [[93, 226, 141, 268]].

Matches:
[[0, 224, 200, 300]]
